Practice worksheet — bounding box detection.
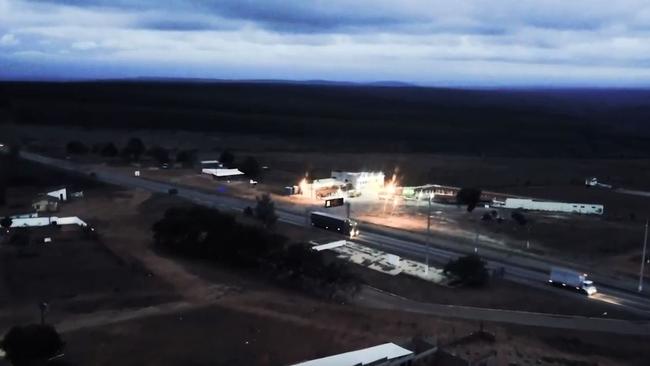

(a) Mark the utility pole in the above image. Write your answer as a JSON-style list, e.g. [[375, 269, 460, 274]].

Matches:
[[639, 219, 648, 292], [346, 201, 351, 219], [424, 192, 435, 275], [425, 194, 431, 275], [39, 301, 49, 325]]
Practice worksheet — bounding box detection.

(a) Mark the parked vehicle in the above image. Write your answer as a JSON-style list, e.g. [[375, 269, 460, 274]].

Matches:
[[548, 267, 597, 296], [310, 211, 359, 238]]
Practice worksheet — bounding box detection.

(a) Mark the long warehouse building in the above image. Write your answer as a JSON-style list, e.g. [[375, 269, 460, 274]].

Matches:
[[492, 198, 604, 215]]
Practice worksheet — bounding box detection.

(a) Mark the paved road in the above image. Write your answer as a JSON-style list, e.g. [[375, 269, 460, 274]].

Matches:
[[355, 286, 650, 335], [616, 188, 650, 198], [19, 151, 650, 317]]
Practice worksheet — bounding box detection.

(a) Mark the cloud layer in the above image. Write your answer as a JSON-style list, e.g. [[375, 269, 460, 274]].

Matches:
[[2, 0, 650, 85]]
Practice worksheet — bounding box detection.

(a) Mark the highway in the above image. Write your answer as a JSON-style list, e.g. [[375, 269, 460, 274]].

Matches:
[[355, 286, 650, 335], [19, 151, 650, 318]]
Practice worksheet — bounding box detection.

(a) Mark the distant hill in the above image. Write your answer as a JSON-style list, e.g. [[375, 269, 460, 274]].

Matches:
[[1, 80, 649, 157], [119, 77, 415, 87]]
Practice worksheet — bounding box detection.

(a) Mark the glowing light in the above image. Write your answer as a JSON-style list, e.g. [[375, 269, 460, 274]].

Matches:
[[299, 178, 309, 196]]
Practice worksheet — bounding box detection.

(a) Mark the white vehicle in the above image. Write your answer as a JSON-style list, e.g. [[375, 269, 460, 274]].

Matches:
[[549, 267, 597, 296]]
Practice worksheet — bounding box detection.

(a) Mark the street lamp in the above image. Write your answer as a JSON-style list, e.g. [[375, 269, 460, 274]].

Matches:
[[425, 192, 434, 275], [39, 301, 49, 325]]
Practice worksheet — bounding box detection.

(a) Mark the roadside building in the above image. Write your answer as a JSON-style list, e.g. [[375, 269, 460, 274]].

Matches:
[[311, 178, 347, 199], [402, 184, 459, 203], [291, 342, 415, 366], [46, 187, 68, 201], [201, 168, 245, 180], [32, 197, 59, 213], [331, 171, 385, 192], [10, 216, 87, 228], [194, 152, 224, 169], [491, 198, 604, 215]]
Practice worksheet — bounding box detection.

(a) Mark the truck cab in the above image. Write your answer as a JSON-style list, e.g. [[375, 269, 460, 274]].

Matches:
[[549, 267, 597, 296], [581, 279, 597, 296]]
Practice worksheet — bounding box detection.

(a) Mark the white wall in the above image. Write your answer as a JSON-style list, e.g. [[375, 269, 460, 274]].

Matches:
[[47, 188, 67, 201], [331, 171, 385, 192], [201, 168, 244, 177], [10, 216, 87, 228], [495, 198, 604, 215]]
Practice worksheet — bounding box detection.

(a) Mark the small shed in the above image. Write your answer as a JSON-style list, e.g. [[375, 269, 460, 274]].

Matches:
[[32, 197, 59, 213], [47, 187, 68, 201], [201, 168, 245, 179]]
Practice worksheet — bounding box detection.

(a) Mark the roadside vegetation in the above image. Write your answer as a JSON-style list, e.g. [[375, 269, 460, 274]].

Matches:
[[444, 254, 490, 287], [456, 187, 482, 212], [1, 324, 65, 366], [152, 206, 359, 300]]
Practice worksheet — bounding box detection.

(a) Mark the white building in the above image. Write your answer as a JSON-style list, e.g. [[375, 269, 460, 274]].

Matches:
[[201, 168, 245, 178], [47, 187, 67, 201], [10, 216, 88, 228], [492, 198, 604, 215], [331, 171, 385, 192], [291, 342, 414, 366]]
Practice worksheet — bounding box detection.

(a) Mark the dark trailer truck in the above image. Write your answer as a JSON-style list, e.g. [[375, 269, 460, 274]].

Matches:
[[310, 211, 359, 238]]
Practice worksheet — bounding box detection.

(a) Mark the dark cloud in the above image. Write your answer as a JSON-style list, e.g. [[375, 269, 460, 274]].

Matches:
[[23, 0, 643, 35], [4, 0, 650, 85]]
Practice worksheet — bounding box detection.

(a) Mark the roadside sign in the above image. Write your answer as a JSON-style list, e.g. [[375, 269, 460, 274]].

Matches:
[[324, 197, 344, 208]]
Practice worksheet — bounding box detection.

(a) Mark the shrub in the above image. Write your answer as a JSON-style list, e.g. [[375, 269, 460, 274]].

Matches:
[[1, 324, 64, 366], [65, 141, 88, 155], [456, 188, 482, 212], [444, 255, 489, 287], [511, 211, 528, 226]]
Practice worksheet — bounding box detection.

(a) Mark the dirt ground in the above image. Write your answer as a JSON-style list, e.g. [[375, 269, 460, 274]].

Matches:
[[58, 296, 650, 366], [344, 260, 638, 319]]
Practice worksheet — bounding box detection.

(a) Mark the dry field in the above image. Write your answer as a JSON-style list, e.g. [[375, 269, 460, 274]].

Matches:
[[5, 123, 649, 278], [1, 156, 649, 365]]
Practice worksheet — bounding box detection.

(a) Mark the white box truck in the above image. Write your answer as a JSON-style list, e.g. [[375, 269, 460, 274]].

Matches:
[[548, 267, 597, 296]]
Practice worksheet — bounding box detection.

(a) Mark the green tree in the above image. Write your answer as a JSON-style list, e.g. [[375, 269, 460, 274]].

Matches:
[[456, 187, 482, 212], [1, 216, 12, 230], [240, 156, 261, 179], [219, 150, 235, 168], [444, 254, 489, 287], [176, 149, 197, 167], [255, 193, 278, 228], [65, 141, 89, 155], [100, 142, 118, 157], [1, 324, 65, 366], [122, 137, 146, 161], [148, 146, 170, 164], [511, 211, 528, 226]]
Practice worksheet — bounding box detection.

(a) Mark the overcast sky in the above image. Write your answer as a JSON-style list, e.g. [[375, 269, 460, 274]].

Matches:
[[2, 0, 650, 86]]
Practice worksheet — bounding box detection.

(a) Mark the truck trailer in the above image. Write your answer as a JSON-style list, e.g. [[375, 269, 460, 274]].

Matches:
[[310, 212, 359, 238], [548, 267, 597, 296]]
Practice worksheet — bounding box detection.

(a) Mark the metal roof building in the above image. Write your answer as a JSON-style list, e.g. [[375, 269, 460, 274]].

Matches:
[[290, 342, 414, 366]]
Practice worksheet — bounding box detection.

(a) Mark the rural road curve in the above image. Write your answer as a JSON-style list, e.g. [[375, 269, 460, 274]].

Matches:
[[355, 286, 650, 335]]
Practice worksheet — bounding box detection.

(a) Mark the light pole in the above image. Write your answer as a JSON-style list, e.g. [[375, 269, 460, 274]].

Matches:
[[639, 219, 648, 292], [39, 301, 49, 325], [425, 192, 434, 275]]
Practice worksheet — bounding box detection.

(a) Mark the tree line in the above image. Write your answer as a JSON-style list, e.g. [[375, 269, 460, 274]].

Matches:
[[66, 139, 263, 178]]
